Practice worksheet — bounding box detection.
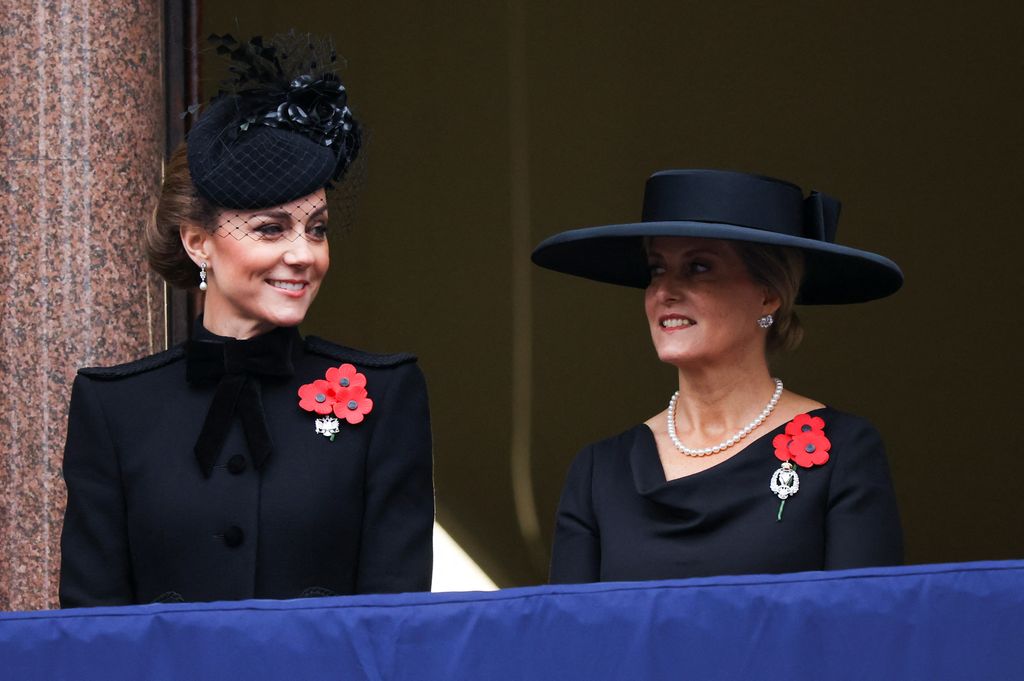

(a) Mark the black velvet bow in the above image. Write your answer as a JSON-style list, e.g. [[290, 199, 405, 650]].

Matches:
[[186, 326, 298, 478]]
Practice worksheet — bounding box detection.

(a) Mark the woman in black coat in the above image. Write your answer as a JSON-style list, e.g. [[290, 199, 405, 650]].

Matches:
[[532, 169, 904, 583], [59, 34, 433, 606]]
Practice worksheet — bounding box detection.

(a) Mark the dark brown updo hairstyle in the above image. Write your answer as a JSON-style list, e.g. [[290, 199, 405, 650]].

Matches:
[[146, 144, 218, 289], [732, 242, 805, 353]]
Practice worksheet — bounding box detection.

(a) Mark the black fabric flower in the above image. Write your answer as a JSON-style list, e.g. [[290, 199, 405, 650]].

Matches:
[[266, 76, 349, 140]]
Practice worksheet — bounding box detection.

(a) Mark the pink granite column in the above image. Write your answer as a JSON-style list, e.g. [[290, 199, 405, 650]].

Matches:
[[0, 0, 164, 610]]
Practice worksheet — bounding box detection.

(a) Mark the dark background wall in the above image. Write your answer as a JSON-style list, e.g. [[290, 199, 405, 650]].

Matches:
[[203, 1, 1024, 585]]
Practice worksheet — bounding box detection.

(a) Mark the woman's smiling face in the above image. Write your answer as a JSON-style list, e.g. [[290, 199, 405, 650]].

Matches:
[[644, 236, 777, 368], [183, 189, 331, 338]]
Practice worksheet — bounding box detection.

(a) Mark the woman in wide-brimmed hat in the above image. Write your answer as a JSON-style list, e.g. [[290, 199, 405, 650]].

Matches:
[[533, 169, 903, 583], [59, 33, 433, 606]]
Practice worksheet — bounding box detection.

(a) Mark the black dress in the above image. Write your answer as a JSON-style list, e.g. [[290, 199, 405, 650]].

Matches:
[[60, 324, 433, 606], [550, 407, 902, 583]]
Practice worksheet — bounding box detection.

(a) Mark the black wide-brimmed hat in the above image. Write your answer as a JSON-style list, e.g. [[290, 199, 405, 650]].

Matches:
[[187, 32, 361, 209], [531, 169, 903, 304]]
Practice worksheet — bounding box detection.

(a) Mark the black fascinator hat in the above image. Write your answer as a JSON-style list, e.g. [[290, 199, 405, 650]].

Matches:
[[187, 32, 361, 209], [531, 169, 903, 304]]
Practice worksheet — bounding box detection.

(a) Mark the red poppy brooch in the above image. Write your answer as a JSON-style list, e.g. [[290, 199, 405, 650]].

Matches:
[[770, 413, 831, 521], [297, 364, 373, 440]]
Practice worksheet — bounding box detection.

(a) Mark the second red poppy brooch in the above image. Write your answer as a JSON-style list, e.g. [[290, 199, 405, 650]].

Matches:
[[297, 364, 373, 441], [770, 413, 831, 521]]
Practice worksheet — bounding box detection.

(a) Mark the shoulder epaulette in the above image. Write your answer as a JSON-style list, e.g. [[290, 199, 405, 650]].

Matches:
[[78, 345, 186, 380], [305, 336, 417, 368]]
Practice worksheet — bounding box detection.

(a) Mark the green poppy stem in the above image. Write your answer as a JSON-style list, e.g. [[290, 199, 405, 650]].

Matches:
[[777, 499, 786, 522]]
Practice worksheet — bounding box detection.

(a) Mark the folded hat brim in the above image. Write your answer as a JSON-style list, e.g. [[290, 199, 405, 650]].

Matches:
[[531, 221, 904, 305]]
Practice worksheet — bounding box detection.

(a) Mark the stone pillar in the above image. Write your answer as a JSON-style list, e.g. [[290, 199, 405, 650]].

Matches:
[[0, 0, 165, 610]]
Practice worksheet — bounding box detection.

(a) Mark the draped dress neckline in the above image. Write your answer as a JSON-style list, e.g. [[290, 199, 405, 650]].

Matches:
[[630, 406, 832, 510]]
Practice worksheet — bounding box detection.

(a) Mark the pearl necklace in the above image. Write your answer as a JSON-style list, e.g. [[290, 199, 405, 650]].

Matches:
[[667, 378, 784, 457]]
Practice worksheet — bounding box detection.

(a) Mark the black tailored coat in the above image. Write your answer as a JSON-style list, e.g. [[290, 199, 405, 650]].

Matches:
[[59, 329, 433, 607]]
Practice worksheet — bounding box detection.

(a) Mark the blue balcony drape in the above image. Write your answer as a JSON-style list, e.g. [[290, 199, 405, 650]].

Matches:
[[1, 560, 1021, 680]]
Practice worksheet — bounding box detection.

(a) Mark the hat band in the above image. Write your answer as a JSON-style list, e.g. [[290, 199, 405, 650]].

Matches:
[[640, 172, 840, 244]]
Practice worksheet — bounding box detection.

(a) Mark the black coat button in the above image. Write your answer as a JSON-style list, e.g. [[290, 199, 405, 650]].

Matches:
[[227, 455, 247, 475], [223, 526, 244, 547]]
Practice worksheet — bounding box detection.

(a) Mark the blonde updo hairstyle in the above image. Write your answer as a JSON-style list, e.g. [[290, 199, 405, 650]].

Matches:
[[731, 242, 805, 353], [146, 144, 219, 289]]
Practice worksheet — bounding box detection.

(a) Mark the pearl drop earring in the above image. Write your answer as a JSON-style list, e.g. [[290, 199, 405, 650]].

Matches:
[[199, 262, 208, 291]]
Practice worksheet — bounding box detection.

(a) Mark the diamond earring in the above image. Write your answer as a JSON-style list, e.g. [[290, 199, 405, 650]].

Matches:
[[757, 314, 774, 329], [199, 262, 208, 291]]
